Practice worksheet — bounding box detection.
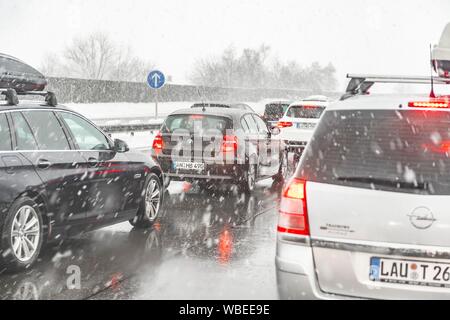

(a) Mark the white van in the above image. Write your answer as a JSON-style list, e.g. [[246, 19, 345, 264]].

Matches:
[[276, 73, 450, 299]]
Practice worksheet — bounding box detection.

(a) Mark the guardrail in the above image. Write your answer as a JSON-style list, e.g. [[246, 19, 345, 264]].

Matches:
[[93, 117, 164, 134]]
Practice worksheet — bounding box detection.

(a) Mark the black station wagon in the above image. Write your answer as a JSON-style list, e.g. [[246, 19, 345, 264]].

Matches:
[[0, 90, 164, 271]]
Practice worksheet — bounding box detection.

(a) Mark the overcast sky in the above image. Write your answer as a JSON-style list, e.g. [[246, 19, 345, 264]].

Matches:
[[1, 0, 449, 90]]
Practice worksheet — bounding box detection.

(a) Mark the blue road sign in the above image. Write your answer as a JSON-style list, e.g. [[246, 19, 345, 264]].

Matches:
[[147, 70, 165, 89]]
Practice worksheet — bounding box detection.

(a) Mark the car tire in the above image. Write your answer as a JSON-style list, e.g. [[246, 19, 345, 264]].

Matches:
[[130, 173, 163, 229], [293, 152, 301, 170], [273, 151, 288, 182], [0, 196, 44, 271], [240, 163, 257, 194], [163, 176, 171, 189]]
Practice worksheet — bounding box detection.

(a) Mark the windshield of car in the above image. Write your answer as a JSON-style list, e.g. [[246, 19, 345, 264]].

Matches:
[[162, 114, 232, 134], [299, 109, 450, 195], [286, 105, 325, 119]]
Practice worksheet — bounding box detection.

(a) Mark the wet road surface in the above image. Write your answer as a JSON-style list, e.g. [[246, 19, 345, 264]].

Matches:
[[0, 179, 283, 300]]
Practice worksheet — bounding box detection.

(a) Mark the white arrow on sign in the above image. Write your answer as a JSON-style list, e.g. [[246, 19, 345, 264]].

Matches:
[[151, 73, 161, 88]]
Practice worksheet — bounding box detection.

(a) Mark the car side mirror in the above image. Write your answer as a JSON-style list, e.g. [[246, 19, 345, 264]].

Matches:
[[270, 126, 281, 136], [114, 139, 129, 153]]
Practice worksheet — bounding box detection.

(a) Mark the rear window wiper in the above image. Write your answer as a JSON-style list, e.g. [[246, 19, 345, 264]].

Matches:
[[336, 176, 429, 191]]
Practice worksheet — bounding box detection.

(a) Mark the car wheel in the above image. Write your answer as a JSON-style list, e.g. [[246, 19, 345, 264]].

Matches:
[[130, 173, 163, 228], [273, 151, 288, 182], [293, 152, 301, 170], [163, 176, 171, 189], [240, 164, 257, 194], [0, 196, 44, 271]]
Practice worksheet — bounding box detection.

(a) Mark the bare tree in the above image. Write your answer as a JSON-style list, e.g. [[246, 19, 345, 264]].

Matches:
[[39, 53, 64, 77], [40, 32, 153, 82], [190, 44, 337, 91], [191, 57, 222, 87], [64, 32, 116, 80], [109, 46, 154, 82]]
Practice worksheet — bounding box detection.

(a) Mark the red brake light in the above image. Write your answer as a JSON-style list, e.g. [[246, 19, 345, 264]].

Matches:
[[276, 121, 293, 128], [408, 98, 450, 108], [221, 135, 237, 153], [277, 178, 309, 236], [190, 115, 204, 120], [422, 140, 450, 154], [152, 131, 164, 154]]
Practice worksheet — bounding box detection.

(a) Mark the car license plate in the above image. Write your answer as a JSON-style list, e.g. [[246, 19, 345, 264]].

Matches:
[[369, 257, 450, 288], [296, 122, 315, 129], [173, 161, 205, 171]]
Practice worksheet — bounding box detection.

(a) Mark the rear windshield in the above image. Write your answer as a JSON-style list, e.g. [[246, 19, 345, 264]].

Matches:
[[264, 104, 290, 120], [286, 105, 325, 119], [162, 114, 232, 134], [299, 109, 450, 195]]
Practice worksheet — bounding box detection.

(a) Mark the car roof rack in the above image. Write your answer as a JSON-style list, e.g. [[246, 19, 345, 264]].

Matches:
[[341, 73, 450, 100], [0, 88, 57, 107]]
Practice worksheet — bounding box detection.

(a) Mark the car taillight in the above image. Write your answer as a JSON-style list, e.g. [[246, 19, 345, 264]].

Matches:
[[189, 115, 204, 120], [276, 121, 293, 128], [408, 98, 450, 108], [221, 135, 237, 153], [277, 178, 309, 236], [152, 131, 164, 154], [422, 140, 450, 154]]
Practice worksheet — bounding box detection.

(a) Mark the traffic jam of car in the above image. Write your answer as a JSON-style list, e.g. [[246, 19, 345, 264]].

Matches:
[[1, 20, 450, 301]]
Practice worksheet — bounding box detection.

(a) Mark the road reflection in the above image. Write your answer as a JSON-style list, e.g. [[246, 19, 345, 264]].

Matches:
[[158, 180, 281, 265], [0, 227, 162, 300], [0, 179, 282, 300]]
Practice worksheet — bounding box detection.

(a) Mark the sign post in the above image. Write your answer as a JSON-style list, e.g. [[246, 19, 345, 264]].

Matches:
[[147, 70, 166, 118]]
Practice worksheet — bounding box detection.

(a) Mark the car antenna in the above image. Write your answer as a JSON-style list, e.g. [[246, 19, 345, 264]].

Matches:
[[430, 44, 436, 98]]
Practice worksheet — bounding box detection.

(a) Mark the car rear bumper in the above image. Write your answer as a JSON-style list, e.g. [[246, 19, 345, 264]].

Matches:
[[275, 234, 355, 300], [284, 141, 307, 154], [277, 235, 450, 299], [276, 234, 329, 300], [156, 155, 248, 182], [278, 130, 311, 154], [310, 237, 450, 299], [279, 128, 314, 143], [276, 265, 357, 300], [165, 172, 235, 181]]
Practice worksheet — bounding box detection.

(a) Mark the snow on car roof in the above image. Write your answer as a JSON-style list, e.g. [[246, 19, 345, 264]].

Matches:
[[169, 107, 248, 118], [302, 95, 329, 102], [288, 99, 329, 107], [326, 93, 435, 111]]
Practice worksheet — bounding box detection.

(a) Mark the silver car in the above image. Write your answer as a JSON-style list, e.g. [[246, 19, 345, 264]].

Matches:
[[276, 92, 450, 299]]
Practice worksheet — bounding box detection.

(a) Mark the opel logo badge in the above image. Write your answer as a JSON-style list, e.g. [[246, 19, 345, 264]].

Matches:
[[187, 138, 193, 145], [407, 207, 436, 230]]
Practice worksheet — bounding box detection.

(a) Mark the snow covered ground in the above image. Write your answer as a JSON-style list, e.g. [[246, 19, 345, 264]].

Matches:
[[66, 101, 193, 120], [66, 101, 266, 120]]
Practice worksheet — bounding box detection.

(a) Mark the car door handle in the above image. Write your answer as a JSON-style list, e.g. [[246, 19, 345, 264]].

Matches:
[[88, 157, 98, 167], [37, 159, 51, 169]]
